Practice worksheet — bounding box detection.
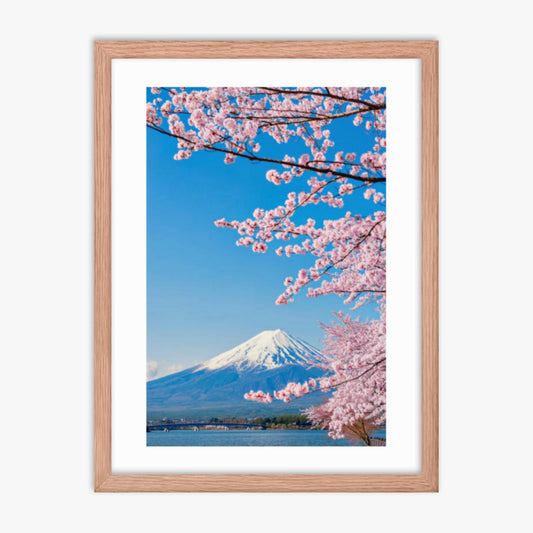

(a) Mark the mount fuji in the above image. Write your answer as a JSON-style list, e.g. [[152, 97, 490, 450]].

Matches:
[[147, 329, 327, 418]]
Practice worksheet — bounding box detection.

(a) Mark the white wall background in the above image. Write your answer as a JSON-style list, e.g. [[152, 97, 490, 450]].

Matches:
[[1, 1, 531, 531]]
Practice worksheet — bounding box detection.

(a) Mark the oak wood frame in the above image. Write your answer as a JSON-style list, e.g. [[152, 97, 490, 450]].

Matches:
[[95, 40, 438, 492]]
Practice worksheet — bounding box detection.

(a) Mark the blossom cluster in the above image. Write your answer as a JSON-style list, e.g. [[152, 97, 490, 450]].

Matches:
[[246, 312, 386, 440], [214, 203, 385, 310], [147, 86, 386, 185]]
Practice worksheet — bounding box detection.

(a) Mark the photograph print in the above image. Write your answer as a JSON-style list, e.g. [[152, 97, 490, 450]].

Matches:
[[146, 86, 386, 447]]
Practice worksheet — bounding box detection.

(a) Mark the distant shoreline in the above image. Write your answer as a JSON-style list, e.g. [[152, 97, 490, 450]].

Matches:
[[146, 425, 387, 445], [147, 426, 321, 432]]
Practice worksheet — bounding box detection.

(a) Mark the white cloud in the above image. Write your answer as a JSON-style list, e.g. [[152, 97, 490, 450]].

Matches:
[[146, 360, 159, 380], [146, 360, 183, 381]]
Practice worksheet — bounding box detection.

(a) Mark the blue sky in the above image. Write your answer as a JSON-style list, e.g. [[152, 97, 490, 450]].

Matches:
[[147, 88, 385, 375]]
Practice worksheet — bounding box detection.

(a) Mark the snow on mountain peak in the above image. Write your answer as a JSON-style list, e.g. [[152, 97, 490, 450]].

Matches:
[[195, 329, 323, 372]]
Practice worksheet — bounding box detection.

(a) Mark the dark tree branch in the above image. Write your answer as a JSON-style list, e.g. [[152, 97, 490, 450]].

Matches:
[[147, 124, 386, 184]]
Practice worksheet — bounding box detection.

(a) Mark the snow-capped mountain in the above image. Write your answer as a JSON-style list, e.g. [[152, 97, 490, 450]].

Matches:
[[147, 329, 326, 417], [195, 329, 323, 372]]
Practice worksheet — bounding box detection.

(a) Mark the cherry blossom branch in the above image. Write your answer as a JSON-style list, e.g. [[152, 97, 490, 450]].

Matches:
[[245, 357, 385, 403], [147, 124, 386, 184], [258, 87, 383, 109]]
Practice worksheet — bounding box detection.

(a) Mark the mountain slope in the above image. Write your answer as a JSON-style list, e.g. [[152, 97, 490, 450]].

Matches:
[[195, 329, 323, 372], [147, 330, 326, 417]]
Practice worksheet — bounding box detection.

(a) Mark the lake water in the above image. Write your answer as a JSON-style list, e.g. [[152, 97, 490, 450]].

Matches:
[[147, 429, 385, 446]]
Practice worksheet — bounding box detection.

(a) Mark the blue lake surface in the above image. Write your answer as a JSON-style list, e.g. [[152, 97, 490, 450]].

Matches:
[[147, 429, 385, 446]]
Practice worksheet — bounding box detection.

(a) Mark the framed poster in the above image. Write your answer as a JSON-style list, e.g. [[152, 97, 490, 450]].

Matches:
[[95, 40, 438, 492]]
